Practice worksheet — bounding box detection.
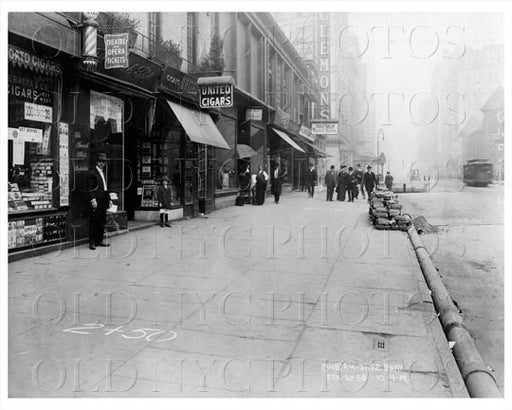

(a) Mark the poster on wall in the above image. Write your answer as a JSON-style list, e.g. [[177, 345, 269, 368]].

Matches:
[[90, 90, 124, 133], [58, 122, 69, 206], [141, 185, 158, 207]]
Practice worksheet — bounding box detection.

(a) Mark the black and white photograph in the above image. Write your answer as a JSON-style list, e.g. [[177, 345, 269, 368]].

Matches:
[[1, 1, 511, 410]]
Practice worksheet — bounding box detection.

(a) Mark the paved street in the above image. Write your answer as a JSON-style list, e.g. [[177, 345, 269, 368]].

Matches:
[[398, 182, 504, 393], [8, 192, 468, 397]]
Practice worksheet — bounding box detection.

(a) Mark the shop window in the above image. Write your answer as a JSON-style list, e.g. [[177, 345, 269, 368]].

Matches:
[[213, 115, 237, 191], [8, 65, 58, 214]]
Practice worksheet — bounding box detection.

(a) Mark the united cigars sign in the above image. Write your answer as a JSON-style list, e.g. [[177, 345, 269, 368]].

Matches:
[[104, 34, 129, 69], [197, 76, 235, 109], [199, 83, 233, 108]]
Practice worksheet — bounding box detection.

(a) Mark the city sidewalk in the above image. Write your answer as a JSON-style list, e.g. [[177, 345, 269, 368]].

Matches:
[[8, 191, 468, 397]]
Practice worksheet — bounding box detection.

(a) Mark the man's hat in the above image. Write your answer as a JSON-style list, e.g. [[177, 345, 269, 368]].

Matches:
[[161, 176, 169, 182], [96, 152, 107, 162], [367, 165, 372, 169], [340, 165, 346, 169]]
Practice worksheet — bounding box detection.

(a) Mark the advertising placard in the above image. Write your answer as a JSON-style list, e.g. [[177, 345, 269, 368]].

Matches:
[[24, 102, 52, 123], [104, 33, 129, 69]]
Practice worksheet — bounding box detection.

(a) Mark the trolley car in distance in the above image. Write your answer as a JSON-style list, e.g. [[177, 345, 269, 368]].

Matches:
[[463, 159, 493, 186]]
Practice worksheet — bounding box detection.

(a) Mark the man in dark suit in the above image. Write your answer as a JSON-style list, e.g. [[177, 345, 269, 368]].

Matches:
[[325, 165, 337, 201], [337, 165, 348, 201], [271, 162, 287, 204], [307, 164, 317, 198], [87, 152, 112, 250], [362, 165, 378, 200]]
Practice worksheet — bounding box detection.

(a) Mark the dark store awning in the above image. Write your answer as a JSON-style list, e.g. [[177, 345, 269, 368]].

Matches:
[[271, 127, 305, 153], [166, 100, 230, 150], [299, 138, 331, 158]]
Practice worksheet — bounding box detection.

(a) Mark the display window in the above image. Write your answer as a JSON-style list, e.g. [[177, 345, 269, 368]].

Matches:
[[8, 61, 60, 214]]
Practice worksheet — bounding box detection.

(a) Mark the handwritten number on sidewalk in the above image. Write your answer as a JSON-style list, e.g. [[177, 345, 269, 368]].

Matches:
[[62, 324, 177, 342]]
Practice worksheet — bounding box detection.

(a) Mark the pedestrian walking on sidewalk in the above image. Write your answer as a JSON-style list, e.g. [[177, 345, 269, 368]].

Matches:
[[255, 165, 268, 205], [336, 165, 348, 201], [306, 164, 317, 198], [325, 165, 337, 201], [87, 152, 112, 250], [385, 171, 394, 191], [157, 177, 174, 227], [271, 162, 287, 204], [347, 167, 357, 202], [362, 165, 378, 200]]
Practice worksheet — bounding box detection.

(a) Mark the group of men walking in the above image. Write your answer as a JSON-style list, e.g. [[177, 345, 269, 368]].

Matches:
[[246, 162, 385, 206], [325, 164, 378, 202]]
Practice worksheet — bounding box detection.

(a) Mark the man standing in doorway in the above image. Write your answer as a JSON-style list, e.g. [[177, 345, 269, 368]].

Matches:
[[271, 162, 287, 204], [362, 165, 378, 200], [325, 165, 337, 201], [87, 152, 112, 250]]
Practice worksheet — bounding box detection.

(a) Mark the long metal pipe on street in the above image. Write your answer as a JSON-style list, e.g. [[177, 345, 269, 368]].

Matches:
[[407, 226, 501, 398]]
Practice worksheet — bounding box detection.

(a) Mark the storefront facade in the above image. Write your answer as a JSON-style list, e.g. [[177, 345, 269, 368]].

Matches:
[[8, 13, 81, 253]]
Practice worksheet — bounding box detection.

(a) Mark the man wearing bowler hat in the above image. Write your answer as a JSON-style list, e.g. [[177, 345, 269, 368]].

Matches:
[[87, 152, 112, 250], [362, 165, 378, 201]]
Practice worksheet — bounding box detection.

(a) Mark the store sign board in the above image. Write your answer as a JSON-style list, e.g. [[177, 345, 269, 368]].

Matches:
[[97, 39, 161, 91], [199, 83, 233, 108], [104, 34, 129, 69], [299, 125, 314, 142], [246, 108, 263, 121], [8, 44, 62, 76], [311, 121, 338, 135], [24, 102, 52, 123], [159, 66, 198, 98]]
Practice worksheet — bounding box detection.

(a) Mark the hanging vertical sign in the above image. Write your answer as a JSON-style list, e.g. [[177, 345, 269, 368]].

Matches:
[[104, 33, 129, 69], [316, 13, 331, 120], [58, 123, 70, 206]]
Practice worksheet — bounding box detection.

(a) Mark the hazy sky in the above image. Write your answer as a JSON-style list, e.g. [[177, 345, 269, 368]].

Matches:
[[345, 13, 503, 176]]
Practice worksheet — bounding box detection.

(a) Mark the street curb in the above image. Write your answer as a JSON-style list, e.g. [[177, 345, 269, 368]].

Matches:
[[406, 225, 502, 398]]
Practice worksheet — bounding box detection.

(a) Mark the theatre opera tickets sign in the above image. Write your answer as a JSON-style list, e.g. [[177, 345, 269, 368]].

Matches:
[[104, 34, 129, 69], [199, 83, 233, 108]]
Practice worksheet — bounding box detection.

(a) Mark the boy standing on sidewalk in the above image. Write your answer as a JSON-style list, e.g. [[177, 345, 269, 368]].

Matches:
[[157, 177, 173, 227]]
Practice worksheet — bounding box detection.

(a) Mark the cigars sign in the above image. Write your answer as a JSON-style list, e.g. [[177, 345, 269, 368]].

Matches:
[[198, 76, 235, 109]]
